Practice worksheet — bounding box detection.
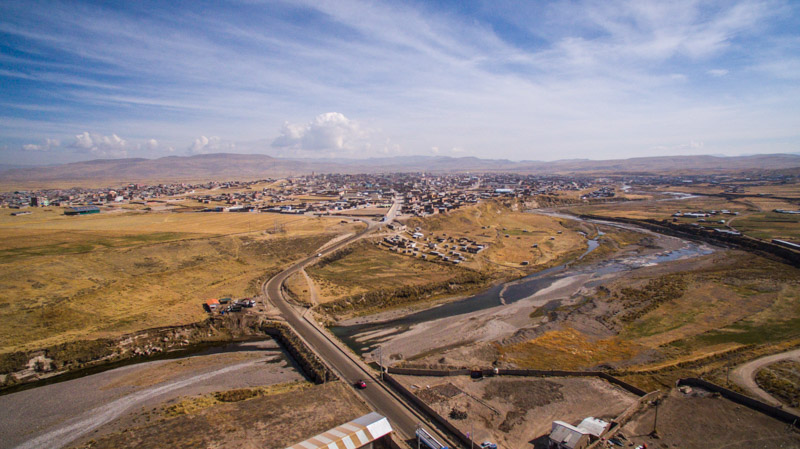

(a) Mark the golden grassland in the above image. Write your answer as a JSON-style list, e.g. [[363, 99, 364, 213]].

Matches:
[[162, 380, 313, 417], [501, 327, 641, 370], [284, 270, 313, 305], [0, 209, 361, 353]]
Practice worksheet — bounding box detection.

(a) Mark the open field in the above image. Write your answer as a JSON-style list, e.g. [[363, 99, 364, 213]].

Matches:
[[0, 210, 361, 353], [396, 374, 638, 449], [66, 381, 368, 449], [499, 251, 800, 390], [621, 388, 800, 448], [307, 240, 475, 304]]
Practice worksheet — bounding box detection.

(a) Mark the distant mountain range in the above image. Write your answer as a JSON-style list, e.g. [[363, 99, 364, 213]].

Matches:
[[1, 153, 799, 186]]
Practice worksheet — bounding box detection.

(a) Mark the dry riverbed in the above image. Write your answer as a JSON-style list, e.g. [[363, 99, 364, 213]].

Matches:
[[0, 340, 303, 449]]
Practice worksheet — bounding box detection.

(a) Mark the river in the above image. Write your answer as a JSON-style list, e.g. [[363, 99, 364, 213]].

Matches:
[[331, 212, 713, 357]]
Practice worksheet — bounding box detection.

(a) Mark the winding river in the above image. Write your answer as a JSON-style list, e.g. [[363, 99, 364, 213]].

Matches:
[[331, 212, 714, 356]]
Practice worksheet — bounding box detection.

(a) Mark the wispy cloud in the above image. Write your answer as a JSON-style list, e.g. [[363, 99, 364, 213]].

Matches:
[[0, 0, 798, 164]]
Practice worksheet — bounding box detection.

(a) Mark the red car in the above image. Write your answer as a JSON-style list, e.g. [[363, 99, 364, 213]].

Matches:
[[355, 380, 367, 389]]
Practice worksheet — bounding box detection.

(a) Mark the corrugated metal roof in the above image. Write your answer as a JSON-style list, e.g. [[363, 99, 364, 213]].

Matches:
[[286, 412, 392, 449], [578, 417, 608, 437], [550, 421, 588, 449]]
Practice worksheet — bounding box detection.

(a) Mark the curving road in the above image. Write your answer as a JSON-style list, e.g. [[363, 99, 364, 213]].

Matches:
[[731, 348, 800, 414], [262, 198, 455, 445]]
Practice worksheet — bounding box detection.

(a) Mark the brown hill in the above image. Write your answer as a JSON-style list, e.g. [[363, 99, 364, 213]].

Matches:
[[1, 153, 798, 188]]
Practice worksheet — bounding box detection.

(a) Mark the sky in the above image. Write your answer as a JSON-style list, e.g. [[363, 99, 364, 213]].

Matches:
[[1, 0, 799, 165]]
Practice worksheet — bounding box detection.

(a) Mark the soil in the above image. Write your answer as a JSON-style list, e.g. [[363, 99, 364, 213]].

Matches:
[[396, 374, 638, 449], [620, 388, 800, 449], [66, 381, 370, 449]]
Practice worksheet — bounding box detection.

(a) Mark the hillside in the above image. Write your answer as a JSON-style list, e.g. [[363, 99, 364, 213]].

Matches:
[[1, 153, 799, 187]]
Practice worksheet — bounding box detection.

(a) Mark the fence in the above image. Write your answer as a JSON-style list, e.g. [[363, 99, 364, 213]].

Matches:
[[677, 378, 800, 429], [386, 367, 647, 397]]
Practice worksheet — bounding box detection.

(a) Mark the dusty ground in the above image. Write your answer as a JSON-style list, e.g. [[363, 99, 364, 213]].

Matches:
[[0, 340, 304, 449], [620, 388, 800, 449], [396, 374, 638, 449], [66, 381, 369, 449]]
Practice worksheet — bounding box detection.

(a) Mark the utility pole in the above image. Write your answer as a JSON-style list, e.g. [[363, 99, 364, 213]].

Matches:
[[379, 345, 384, 380], [651, 398, 660, 438]]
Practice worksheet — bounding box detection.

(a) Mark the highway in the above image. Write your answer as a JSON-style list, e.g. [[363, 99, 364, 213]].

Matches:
[[262, 198, 455, 445]]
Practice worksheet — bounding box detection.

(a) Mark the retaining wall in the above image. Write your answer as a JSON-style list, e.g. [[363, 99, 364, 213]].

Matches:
[[261, 321, 336, 384], [384, 373, 472, 448], [677, 378, 800, 429]]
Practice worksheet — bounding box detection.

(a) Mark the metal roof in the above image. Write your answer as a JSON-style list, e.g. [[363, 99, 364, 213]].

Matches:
[[286, 412, 392, 449], [550, 421, 588, 449], [577, 417, 608, 437]]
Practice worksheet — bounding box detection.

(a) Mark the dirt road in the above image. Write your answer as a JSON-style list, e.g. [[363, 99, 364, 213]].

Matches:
[[730, 348, 800, 413]]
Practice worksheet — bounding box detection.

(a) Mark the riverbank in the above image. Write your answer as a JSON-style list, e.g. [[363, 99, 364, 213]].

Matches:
[[331, 213, 714, 369]]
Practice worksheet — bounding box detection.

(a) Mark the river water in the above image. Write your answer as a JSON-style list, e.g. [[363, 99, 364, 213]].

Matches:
[[331, 214, 713, 355]]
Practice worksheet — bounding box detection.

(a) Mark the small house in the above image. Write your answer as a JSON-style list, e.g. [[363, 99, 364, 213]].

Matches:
[[204, 298, 220, 312]]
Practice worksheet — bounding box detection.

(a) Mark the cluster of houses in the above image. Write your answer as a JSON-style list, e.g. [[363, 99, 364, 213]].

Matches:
[[203, 297, 256, 313], [379, 227, 487, 265], [580, 186, 615, 200]]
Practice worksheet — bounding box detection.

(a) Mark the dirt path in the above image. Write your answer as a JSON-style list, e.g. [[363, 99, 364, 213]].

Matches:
[[730, 348, 800, 413], [301, 268, 320, 306]]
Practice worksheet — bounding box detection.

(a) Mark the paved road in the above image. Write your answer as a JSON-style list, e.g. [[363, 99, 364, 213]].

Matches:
[[263, 198, 454, 445], [731, 348, 800, 414]]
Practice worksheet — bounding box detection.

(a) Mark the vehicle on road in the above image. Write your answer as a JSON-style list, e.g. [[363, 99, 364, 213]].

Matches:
[[355, 379, 367, 389], [480, 442, 497, 449], [317, 253, 322, 257]]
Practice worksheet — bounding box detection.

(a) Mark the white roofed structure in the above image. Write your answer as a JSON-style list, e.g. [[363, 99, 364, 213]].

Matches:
[[286, 412, 393, 449]]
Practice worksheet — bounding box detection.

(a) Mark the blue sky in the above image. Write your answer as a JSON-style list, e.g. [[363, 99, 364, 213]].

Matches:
[[1, 0, 798, 164]]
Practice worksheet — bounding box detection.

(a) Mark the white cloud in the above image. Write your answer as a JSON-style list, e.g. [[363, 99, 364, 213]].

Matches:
[[22, 138, 60, 151], [272, 112, 367, 153], [71, 132, 128, 157], [707, 69, 729, 77], [188, 135, 235, 154]]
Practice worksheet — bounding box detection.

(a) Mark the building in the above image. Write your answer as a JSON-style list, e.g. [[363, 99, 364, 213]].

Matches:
[[548, 421, 591, 449], [204, 298, 220, 312], [548, 417, 609, 449], [286, 412, 394, 449], [64, 206, 100, 215]]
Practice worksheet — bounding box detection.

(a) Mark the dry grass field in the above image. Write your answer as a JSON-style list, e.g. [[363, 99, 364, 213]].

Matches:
[[68, 381, 370, 449], [306, 240, 469, 303], [0, 208, 360, 353]]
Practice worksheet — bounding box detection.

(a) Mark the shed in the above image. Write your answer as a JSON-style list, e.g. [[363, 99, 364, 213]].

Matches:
[[64, 206, 100, 216], [548, 421, 590, 449], [577, 417, 608, 437], [286, 412, 393, 449], [204, 298, 220, 312]]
